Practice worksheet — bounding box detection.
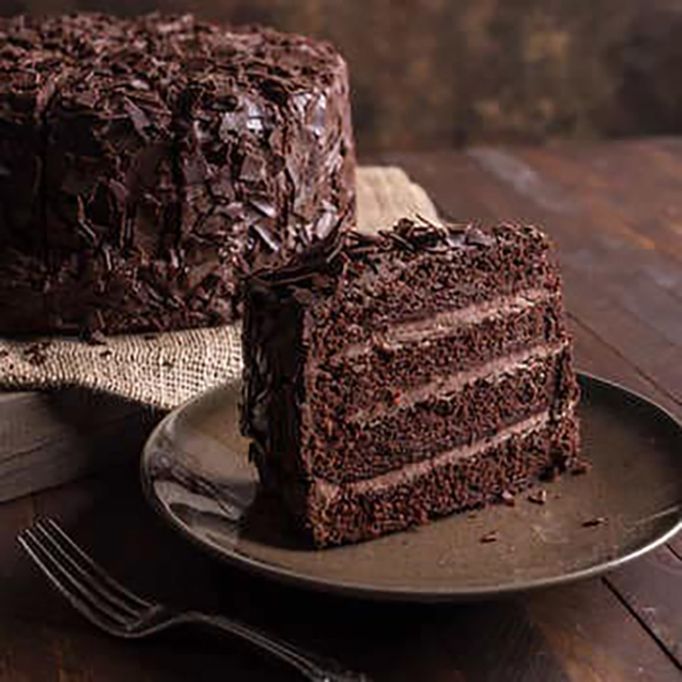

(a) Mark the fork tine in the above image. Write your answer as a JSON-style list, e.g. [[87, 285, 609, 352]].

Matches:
[[37, 519, 151, 611], [33, 519, 147, 619], [18, 528, 128, 632]]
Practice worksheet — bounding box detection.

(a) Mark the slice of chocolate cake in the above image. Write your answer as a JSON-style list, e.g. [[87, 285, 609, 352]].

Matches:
[[241, 219, 581, 547]]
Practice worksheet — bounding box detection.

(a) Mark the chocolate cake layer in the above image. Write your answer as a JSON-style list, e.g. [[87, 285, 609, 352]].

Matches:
[[302, 223, 562, 355], [241, 219, 582, 547], [306, 344, 577, 483], [0, 13, 355, 335], [305, 413, 580, 547], [312, 291, 566, 417]]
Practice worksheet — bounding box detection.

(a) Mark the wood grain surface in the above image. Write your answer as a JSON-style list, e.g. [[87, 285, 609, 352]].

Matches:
[[0, 138, 680, 680], [0, 391, 158, 502]]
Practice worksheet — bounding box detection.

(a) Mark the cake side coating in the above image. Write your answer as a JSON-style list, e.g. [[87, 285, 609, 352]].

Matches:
[[0, 13, 355, 335], [241, 219, 581, 547]]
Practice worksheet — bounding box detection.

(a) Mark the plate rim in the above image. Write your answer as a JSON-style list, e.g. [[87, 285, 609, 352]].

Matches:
[[140, 371, 682, 602]]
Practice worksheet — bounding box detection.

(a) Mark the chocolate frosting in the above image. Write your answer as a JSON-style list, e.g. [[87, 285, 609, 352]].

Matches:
[[248, 218, 544, 290], [0, 13, 355, 335]]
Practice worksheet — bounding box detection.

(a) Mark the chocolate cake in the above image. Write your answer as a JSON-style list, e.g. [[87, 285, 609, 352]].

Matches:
[[0, 13, 354, 335], [241, 219, 581, 547]]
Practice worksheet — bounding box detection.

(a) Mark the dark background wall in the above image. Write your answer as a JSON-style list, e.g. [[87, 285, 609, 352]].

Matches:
[[5, 0, 682, 153]]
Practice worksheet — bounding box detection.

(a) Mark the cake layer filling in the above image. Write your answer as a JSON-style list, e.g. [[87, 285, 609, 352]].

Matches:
[[312, 292, 565, 416], [305, 413, 580, 547], [307, 343, 577, 483], [307, 229, 561, 354], [317, 410, 550, 497], [352, 341, 569, 422], [341, 288, 553, 355]]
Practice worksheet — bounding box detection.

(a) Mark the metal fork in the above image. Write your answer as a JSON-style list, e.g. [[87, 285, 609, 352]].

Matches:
[[18, 518, 369, 682]]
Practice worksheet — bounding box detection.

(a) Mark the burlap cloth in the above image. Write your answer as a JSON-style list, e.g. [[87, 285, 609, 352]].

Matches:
[[0, 167, 439, 410]]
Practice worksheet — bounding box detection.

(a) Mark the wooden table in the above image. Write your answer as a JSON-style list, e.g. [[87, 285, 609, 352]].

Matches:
[[1, 137, 680, 681]]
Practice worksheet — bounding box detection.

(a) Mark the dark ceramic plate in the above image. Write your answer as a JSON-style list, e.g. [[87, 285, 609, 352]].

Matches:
[[141, 373, 682, 602]]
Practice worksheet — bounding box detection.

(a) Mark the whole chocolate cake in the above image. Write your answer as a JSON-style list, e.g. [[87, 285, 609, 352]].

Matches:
[[241, 219, 581, 547], [0, 13, 355, 335]]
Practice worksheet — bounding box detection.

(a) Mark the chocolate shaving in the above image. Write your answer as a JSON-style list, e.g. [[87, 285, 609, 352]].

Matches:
[[86, 330, 108, 345], [528, 489, 548, 505], [414, 213, 441, 229], [123, 97, 151, 140], [346, 231, 382, 246], [370, 333, 394, 357], [571, 459, 592, 475], [251, 224, 281, 253], [379, 229, 417, 252], [0, 12, 355, 336]]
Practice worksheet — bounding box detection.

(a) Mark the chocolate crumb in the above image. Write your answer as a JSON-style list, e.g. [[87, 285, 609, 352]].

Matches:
[[311, 274, 334, 291], [99, 349, 112, 358], [500, 490, 516, 506], [0, 349, 8, 359], [143, 334, 158, 341], [87, 330, 108, 346], [582, 516, 607, 528], [370, 333, 394, 357], [480, 530, 499, 543], [571, 460, 592, 475], [465, 230, 494, 248], [539, 467, 558, 482], [528, 489, 548, 505]]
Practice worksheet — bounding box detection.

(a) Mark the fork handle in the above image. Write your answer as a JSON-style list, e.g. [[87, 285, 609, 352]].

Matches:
[[179, 611, 369, 681]]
